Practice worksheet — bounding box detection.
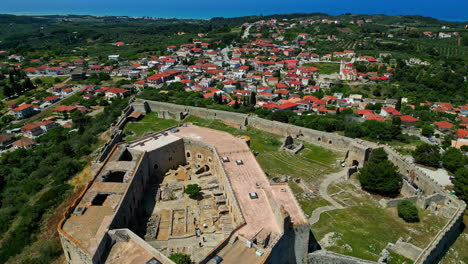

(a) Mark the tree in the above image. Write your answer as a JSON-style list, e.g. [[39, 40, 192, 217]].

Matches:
[[3, 85, 15, 97], [395, 97, 402, 111], [250, 92, 257, 106], [169, 253, 191, 264], [71, 110, 91, 133], [233, 99, 240, 109], [391, 116, 402, 139], [453, 168, 468, 203], [442, 147, 465, 172], [413, 143, 441, 168], [421, 125, 434, 137], [22, 78, 35, 91], [397, 200, 419, 222], [358, 148, 402, 197], [184, 184, 201, 199], [33, 78, 43, 85]]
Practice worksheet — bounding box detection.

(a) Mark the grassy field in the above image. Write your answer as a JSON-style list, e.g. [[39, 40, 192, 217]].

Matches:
[[312, 185, 448, 262], [302, 62, 341, 74], [184, 115, 342, 184], [123, 112, 180, 141]]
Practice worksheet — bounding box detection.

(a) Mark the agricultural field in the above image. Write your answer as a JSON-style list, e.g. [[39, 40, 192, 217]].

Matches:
[[303, 62, 341, 74]]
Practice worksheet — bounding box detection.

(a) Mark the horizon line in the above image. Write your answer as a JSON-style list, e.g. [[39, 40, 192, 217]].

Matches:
[[1, 11, 467, 23]]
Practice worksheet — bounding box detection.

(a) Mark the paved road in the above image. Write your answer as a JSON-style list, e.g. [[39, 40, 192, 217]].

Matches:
[[221, 47, 231, 62], [242, 24, 252, 39]]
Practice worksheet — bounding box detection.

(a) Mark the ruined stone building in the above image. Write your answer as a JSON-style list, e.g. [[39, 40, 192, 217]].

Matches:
[[58, 124, 310, 264]]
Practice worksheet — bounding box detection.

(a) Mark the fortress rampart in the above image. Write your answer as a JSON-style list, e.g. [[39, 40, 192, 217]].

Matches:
[[134, 100, 466, 264]]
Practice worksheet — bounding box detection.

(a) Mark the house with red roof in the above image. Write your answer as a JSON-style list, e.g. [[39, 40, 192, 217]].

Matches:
[[433, 121, 454, 132], [105, 88, 129, 100], [44, 95, 61, 104], [134, 80, 148, 91], [257, 92, 276, 101], [54, 105, 77, 113], [48, 67, 63, 75], [273, 102, 297, 111], [458, 105, 468, 116], [400, 115, 419, 127], [147, 73, 170, 86], [0, 134, 15, 148], [274, 89, 289, 96], [456, 129, 468, 140], [20, 124, 43, 138], [12, 104, 35, 119], [380, 107, 401, 117], [452, 129, 468, 149], [12, 137, 36, 149]]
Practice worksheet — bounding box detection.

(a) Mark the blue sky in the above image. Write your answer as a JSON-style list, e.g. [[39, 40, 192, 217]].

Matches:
[[1, 0, 467, 21]]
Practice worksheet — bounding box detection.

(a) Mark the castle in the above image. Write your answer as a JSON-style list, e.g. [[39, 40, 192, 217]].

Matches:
[[58, 124, 310, 264], [58, 100, 466, 264]]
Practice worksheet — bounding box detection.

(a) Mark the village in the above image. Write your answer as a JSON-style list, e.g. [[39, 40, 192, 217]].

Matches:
[[1, 17, 466, 160]]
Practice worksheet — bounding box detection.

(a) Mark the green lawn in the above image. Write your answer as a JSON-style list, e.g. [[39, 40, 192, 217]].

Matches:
[[312, 195, 447, 262], [302, 62, 341, 74], [185, 115, 341, 184], [298, 196, 330, 217], [388, 251, 414, 264], [124, 112, 180, 141], [288, 181, 304, 194]]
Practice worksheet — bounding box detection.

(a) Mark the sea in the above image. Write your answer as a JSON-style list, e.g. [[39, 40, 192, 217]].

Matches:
[[1, 0, 467, 21]]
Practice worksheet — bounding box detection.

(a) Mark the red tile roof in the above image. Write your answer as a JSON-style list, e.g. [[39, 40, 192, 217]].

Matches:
[[12, 138, 36, 148], [433, 121, 454, 130], [456, 129, 468, 139], [12, 104, 33, 111], [275, 102, 298, 110], [53, 105, 77, 112], [400, 115, 418, 123], [21, 124, 39, 131]]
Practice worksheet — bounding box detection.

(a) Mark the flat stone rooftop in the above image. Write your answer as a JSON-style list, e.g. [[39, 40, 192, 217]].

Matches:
[[172, 125, 307, 240]]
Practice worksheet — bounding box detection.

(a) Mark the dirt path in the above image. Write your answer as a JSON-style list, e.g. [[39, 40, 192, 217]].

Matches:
[[308, 168, 348, 225]]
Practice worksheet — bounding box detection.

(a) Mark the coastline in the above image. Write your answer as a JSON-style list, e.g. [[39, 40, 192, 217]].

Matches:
[[1, 10, 467, 22]]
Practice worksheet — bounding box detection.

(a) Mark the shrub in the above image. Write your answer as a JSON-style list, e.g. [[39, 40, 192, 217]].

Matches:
[[184, 184, 202, 199], [397, 200, 419, 222], [169, 253, 191, 264]]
